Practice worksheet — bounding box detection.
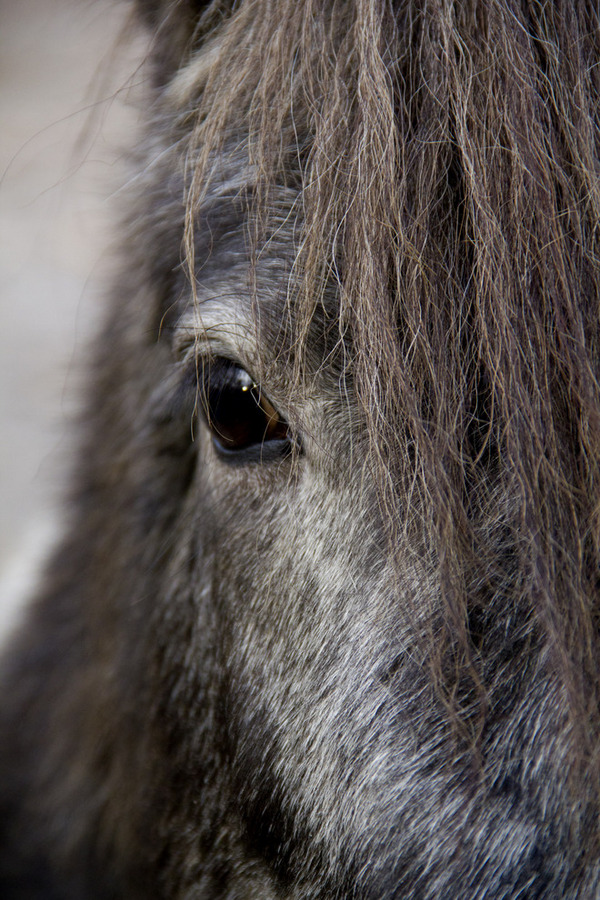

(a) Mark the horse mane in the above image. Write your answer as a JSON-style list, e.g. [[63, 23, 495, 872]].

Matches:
[[156, 0, 600, 808]]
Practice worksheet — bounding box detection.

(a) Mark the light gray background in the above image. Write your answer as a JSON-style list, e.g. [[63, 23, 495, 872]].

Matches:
[[0, 0, 147, 635]]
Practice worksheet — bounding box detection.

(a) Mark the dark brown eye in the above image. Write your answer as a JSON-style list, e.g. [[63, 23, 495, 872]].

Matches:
[[200, 357, 292, 460]]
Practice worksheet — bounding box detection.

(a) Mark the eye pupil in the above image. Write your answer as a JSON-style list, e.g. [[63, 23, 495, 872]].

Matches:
[[200, 358, 291, 459]]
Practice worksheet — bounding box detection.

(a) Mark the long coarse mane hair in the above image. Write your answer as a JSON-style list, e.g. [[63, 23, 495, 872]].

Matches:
[[162, 0, 600, 779]]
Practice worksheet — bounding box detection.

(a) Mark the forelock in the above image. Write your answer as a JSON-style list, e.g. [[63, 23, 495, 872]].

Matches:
[[143, 0, 600, 790]]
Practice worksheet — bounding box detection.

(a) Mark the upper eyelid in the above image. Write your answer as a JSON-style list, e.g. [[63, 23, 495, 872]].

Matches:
[[172, 318, 253, 369], [171, 319, 299, 426]]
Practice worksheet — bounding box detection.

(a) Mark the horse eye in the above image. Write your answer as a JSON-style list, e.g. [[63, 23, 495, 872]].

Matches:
[[199, 357, 291, 460]]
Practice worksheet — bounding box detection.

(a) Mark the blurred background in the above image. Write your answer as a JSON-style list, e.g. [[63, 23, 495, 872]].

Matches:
[[0, 0, 148, 636]]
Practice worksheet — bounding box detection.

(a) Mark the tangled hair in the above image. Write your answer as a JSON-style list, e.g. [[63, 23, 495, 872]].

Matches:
[[164, 0, 600, 769]]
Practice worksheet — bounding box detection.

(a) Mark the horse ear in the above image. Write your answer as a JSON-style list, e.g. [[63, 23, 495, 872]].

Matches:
[[133, 0, 217, 82], [134, 0, 211, 30]]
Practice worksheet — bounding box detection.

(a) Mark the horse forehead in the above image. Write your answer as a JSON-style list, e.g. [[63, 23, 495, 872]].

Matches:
[[178, 175, 303, 357]]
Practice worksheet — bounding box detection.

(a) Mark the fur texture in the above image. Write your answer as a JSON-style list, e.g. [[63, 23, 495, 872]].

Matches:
[[2, 1, 600, 897]]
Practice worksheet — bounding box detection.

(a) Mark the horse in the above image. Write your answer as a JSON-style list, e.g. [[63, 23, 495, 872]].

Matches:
[[2, 0, 600, 896]]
